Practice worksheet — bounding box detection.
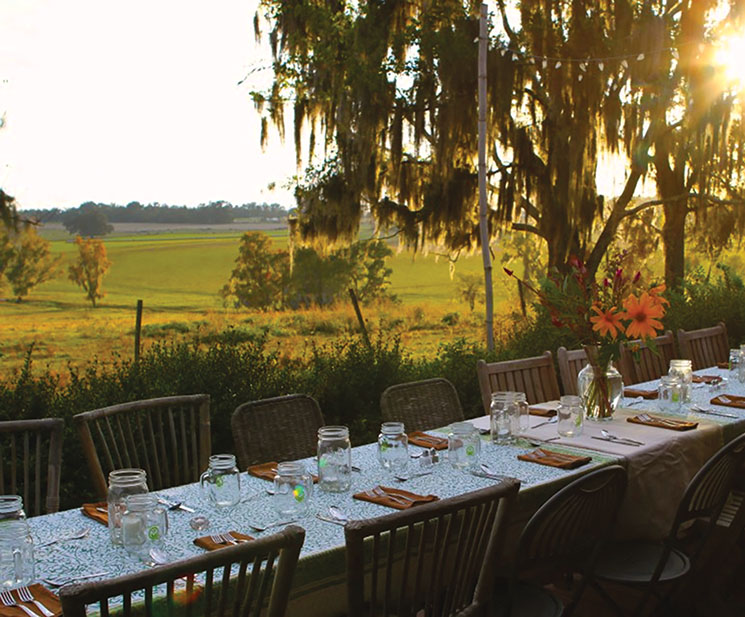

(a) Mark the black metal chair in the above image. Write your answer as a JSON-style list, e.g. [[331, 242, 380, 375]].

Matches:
[[231, 394, 324, 468], [380, 377, 465, 432], [59, 525, 305, 617], [490, 465, 628, 617], [344, 479, 520, 617], [591, 433, 745, 616]]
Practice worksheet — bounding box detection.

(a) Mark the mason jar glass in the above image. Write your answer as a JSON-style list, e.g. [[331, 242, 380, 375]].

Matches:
[[557, 395, 584, 438], [669, 359, 693, 403], [658, 375, 682, 412], [511, 392, 530, 435], [273, 462, 313, 517], [317, 426, 352, 492], [490, 392, 519, 444], [0, 496, 33, 588], [107, 469, 148, 545], [121, 493, 168, 562], [448, 422, 480, 470], [377, 422, 408, 474], [200, 454, 241, 507]]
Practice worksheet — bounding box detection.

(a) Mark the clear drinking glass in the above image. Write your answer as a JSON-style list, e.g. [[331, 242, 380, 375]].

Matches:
[[729, 349, 740, 373], [377, 422, 408, 474], [490, 392, 520, 444], [0, 496, 33, 588], [658, 375, 682, 412], [200, 454, 241, 507], [273, 462, 313, 517], [317, 426, 352, 492], [557, 395, 584, 438], [512, 392, 530, 435], [739, 345, 745, 383], [448, 422, 480, 470], [107, 469, 148, 545], [669, 359, 693, 403], [121, 494, 168, 562]]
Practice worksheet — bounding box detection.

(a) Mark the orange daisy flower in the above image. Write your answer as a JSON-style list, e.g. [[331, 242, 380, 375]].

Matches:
[[622, 292, 665, 339], [590, 305, 623, 339], [648, 283, 669, 306]]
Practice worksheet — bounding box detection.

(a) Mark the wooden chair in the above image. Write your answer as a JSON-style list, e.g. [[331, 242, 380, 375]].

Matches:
[[592, 432, 745, 616], [477, 352, 562, 413], [231, 394, 324, 468], [618, 330, 676, 385], [74, 395, 211, 500], [556, 347, 588, 395], [490, 465, 627, 617], [0, 418, 64, 515], [59, 525, 305, 617], [380, 378, 465, 432], [677, 321, 729, 371], [345, 479, 520, 617]]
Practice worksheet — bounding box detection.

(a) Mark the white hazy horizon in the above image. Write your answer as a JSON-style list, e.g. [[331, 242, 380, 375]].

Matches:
[[0, 0, 298, 211]]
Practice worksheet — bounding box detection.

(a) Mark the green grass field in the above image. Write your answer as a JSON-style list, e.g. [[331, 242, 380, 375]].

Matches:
[[1, 223, 518, 373]]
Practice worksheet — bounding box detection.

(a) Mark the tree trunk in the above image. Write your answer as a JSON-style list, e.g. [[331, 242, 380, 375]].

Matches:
[[654, 142, 687, 290]]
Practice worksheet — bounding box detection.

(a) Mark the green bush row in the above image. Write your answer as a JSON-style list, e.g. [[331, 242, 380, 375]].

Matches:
[[3, 269, 745, 509]]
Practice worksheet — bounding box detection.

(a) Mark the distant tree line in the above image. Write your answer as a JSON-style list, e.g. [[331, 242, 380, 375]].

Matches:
[[24, 201, 290, 227]]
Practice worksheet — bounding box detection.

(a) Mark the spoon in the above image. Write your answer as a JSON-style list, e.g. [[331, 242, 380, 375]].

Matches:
[[38, 527, 90, 547], [600, 429, 644, 446], [531, 416, 558, 429], [145, 547, 168, 567], [328, 506, 349, 522], [394, 470, 434, 482]]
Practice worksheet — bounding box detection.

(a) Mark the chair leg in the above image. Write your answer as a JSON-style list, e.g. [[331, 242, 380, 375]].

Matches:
[[587, 581, 626, 617]]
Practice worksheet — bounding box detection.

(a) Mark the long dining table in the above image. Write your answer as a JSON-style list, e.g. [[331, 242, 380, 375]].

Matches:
[[28, 365, 745, 616]]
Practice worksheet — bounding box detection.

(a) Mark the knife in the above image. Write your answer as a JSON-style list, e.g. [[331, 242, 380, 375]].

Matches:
[[591, 436, 641, 447]]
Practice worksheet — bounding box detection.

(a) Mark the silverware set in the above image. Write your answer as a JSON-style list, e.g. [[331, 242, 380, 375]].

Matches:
[[209, 532, 249, 545], [690, 404, 738, 418], [0, 587, 54, 617]]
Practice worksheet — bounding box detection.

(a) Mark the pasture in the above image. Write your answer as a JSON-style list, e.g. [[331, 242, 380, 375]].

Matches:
[[1, 222, 518, 373]]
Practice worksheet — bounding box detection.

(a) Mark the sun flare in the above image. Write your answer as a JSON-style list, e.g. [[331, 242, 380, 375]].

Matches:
[[714, 32, 745, 89]]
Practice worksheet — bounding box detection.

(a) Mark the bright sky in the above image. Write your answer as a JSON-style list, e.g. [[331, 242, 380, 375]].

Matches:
[[0, 0, 297, 211]]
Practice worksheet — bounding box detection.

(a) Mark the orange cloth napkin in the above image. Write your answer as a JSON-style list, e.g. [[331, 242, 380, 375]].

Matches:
[[0, 584, 61, 617], [692, 375, 722, 384], [711, 394, 745, 409], [627, 414, 698, 431], [81, 501, 108, 526], [623, 388, 659, 399], [247, 462, 318, 483], [518, 448, 591, 469], [528, 405, 557, 417], [407, 432, 448, 450], [353, 485, 438, 510], [194, 531, 254, 550], [717, 361, 730, 370]]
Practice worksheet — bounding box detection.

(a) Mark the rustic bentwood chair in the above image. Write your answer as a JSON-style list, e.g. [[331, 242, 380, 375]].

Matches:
[[477, 352, 562, 413], [0, 418, 64, 515], [618, 330, 676, 385], [556, 347, 589, 396], [490, 465, 628, 617], [74, 395, 211, 500], [677, 321, 730, 371], [231, 394, 324, 468], [380, 378, 465, 432], [345, 479, 520, 617], [592, 433, 745, 616], [59, 525, 305, 617]]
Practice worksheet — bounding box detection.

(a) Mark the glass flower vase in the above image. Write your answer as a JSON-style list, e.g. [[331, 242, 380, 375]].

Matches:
[[577, 349, 624, 421]]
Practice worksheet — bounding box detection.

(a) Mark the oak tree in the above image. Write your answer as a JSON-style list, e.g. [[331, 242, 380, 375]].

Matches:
[[68, 235, 112, 307]]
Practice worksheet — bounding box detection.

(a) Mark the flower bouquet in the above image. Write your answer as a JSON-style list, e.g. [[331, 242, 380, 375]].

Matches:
[[505, 254, 667, 420]]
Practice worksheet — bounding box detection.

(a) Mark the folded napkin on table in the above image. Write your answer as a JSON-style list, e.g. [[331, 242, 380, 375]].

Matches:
[[710, 394, 745, 409], [518, 448, 591, 469], [194, 531, 254, 551], [353, 485, 438, 510], [692, 375, 722, 384], [717, 361, 731, 370], [81, 501, 108, 526], [528, 403, 558, 417], [0, 584, 61, 617], [627, 414, 698, 431], [247, 462, 318, 483], [623, 388, 658, 399], [407, 432, 448, 450]]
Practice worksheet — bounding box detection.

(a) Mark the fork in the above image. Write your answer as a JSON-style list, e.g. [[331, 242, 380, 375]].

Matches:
[[42, 571, 109, 587], [638, 413, 682, 427], [368, 486, 413, 506], [210, 533, 235, 546], [0, 589, 38, 617], [17, 587, 54, 617]]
